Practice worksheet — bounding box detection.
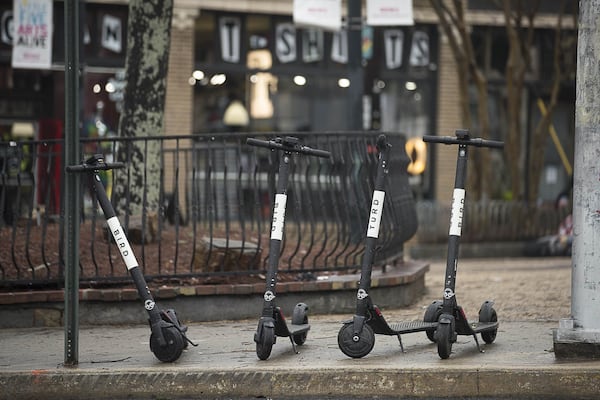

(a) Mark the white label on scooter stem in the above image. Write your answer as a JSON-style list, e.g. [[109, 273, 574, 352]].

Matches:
[[366, 190, 385, 238], [271, 194, 287, 241], [107, 216, 139, 270], [449, 188, 465, 236]]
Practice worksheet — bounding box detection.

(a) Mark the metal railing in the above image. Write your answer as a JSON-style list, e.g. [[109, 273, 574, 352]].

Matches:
[[0, 132, 417, 288], [415, 200, 570, 243]]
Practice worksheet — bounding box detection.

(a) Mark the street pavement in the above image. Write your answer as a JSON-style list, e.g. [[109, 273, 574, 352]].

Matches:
[[1, 257, 599, 399]]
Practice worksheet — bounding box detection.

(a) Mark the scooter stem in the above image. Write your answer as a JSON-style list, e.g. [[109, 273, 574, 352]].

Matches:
[[91, 169, 167, 344], [356, 135, 391, 311], [443, 142, 468, 309], [262, 148, 292, 315]]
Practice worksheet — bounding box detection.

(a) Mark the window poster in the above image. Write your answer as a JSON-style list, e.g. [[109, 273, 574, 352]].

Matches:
[[366, 0, 413, 26], [293, 0, 341, 31], [12, 0, 53, 69]]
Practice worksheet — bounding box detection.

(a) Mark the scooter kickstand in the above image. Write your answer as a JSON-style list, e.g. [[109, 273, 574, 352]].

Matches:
[[161, 310, 199, 347], [473, 334, 484, 353], [289, 336, 299, 354], [182, 333, 199, 347], [396, 334, 405, 353]]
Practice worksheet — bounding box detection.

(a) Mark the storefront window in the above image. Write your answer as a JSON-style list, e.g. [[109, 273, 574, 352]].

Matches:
[[192, 12, 437, 140]]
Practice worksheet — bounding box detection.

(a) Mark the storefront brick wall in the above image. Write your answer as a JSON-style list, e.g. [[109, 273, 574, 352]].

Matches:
[[434, 29, 462, 203], [163, 8, 196, 213]]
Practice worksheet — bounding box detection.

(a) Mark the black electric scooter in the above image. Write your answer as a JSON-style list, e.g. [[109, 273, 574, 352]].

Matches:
[[423, 129, 503, 359], [337, 134, 440, 359], [67, 154, 197, 362], [246, 136, 331, 360]]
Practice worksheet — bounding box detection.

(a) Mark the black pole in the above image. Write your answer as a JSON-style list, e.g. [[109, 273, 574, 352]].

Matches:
[[347, 0, 363, 131], [63, 0, 82, 367]]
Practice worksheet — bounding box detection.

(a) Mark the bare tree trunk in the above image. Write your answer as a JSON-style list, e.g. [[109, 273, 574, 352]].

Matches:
[[527, 0, 575, 204], [502, 0, 537, 202], [430, 0, 492, 200], [431, 0, 575, 204], [114, 0, 173, 217]]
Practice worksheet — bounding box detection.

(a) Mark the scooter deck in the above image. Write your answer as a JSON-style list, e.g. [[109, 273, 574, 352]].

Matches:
[[369, 319, 438, 336], [389, 321, 439, 334], [288, 323, 310, 336], [275, 322, 310, 337]]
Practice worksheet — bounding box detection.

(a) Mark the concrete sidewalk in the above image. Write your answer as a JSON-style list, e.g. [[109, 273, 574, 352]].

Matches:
[[2, 257, 598, 399], [1, 317, 599, 399]]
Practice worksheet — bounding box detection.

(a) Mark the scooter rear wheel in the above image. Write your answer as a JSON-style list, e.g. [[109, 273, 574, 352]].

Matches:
[[150, 326, 185, 362], [256, 325, 275, 360], [424, 300, 443, 342], [291, 303, 309, 346], [479, 302, 498, 344], [436, 323, 453, 360], [337, 322, 375, 358]]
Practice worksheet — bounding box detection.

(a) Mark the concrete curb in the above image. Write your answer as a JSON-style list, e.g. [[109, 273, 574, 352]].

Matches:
[[0, 261, 429, 328], [2, 367, 599, 400]]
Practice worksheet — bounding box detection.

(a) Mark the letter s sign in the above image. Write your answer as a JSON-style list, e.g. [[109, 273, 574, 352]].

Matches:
[[1, 11, 13, 45]]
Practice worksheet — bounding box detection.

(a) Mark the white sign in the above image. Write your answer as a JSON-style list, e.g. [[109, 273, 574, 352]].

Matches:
[[367, 0, 414, 26], [275, 23, 297, 63], [219, 16, 241, 63], [366, 190, 385, 238], [384, 29, 403, 69], [271, 194, 287, 241], [101, 14, 122, 53], [331, 30, 348, 64], [449, 188, 465, 237], [107, 216, 139, 270], [12, 0, 53, 69], [409, 30, 430, 66], [293, 0, 342, 31], [1, 10, 12, 45], [302, 29, 323, 63]]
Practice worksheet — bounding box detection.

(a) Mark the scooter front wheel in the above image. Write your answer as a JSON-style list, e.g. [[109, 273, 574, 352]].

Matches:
[[150, 326, 185, 362], [436, 323, 453, 360], [337, 322, 375, 358], [256, 325, 275, 360]]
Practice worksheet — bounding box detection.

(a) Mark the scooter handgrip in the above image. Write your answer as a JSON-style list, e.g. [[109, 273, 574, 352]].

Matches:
[[470, 138, 504, 149], [66, 162, 125, 173], [101, 162, 126, 170], [422, 135, 458, 145], [65, 165, 87, 173], [297, 146, 331, 159], [246, 137, 275, 150]]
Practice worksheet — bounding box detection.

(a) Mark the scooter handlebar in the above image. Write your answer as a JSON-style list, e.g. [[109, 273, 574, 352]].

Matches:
[[422, 135, 504, 149], [246, 137, 331, 159], [66, 155, 126, 173]]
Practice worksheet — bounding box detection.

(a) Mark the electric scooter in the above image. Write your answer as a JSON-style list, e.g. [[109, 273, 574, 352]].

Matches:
[[337, 134, 440, 359], [423, 129, 503, 359], [246, 136, 331, 360], [67, 154, 197, 362]]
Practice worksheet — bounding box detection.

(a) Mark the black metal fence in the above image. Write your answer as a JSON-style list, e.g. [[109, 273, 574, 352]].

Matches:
[[415, 200, 570, 243], [0, 132, 418, 288]]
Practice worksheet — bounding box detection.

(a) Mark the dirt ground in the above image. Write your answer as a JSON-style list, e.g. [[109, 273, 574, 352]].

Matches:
[[2, 215, 573, 324], [384, 256, 572, 323]]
